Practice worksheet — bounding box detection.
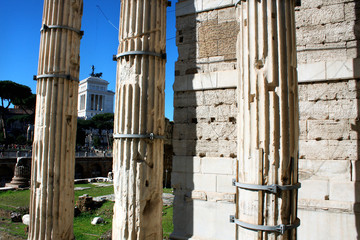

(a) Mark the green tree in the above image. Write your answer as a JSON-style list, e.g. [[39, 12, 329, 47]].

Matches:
[[90, 113, 114, 149], [93, 136, 101, 148], [0, 80, 34, 140], [13, 93, 36, 116], [90, 113, 114, 132], [76, 113, 114, 148], [76, 118, 92, 146]]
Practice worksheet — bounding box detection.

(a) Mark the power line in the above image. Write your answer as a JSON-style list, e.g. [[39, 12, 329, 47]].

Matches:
[[96, 5, 119, 31], [166, 36, 176, 41], [96, 0, 225, 42]]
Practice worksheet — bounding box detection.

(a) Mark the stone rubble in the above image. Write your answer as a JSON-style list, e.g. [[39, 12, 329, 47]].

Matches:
[[22, 214, 30, 226], [91, 217, 105, 225], [10, 212, 22, 223]]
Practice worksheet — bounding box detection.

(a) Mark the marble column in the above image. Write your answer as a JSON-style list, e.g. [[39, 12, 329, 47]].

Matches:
[[236, 0, 299, 239], [5, 157, 31, 189], [28, 0, 83, 239], [112, 0, 167, 239]]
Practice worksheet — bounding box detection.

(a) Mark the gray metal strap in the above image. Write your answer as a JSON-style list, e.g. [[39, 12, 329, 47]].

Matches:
[[230, 216, 300, 235], [34, 74, 79, 82], [232, 179, 301, 194], [113, 51, 166, 60], [41, 24, 84, 36], [113, 133, 164, 140]]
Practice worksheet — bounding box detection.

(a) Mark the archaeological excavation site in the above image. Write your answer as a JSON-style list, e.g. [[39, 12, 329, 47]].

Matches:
[[13, 0, 360, 239]]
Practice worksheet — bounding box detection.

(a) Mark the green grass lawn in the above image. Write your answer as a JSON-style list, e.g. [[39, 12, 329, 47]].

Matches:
[[0, 189, 30, 212], [74, 183, 114, 199], [163, 188, 173, 194], [162, 205, 174, 238], [0, 185, 173, 239], [0, 216, 28, 239], [73, 201, 114, 240]]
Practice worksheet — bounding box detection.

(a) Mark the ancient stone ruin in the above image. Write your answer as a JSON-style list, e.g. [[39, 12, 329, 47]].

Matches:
[[172, 0, 360, 239], [112, 0, 167, 239], [26, 0, 360, 239], [29, 0, 83, 239], [5, 157, 31, 189]]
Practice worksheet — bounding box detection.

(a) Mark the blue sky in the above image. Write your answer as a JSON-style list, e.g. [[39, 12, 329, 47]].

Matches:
[[0, 0, 178, 120]]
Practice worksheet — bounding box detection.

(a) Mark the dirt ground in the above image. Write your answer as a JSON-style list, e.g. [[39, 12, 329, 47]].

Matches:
[[0, 209, 27, 240], [0, 230, 23, 240]]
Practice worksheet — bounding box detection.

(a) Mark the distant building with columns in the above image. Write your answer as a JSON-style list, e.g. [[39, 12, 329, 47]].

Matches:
[[77, 68, 114, 119]]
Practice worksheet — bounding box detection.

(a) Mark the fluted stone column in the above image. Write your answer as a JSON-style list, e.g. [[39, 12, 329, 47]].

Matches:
[[235, 1, 299, 239], [112, 0, 167, 239], [5, 157, 31, 189], [28, 0, 83, 239]]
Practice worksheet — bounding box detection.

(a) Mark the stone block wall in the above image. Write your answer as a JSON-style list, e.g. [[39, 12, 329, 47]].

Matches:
[[172, 1, 239, 239], [297, 80, 360, 239], [173, 0, 360, 239], [296, 0, 360, 239]]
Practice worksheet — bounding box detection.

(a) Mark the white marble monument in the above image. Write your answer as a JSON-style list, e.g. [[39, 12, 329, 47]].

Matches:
[[77, 67, 114, 119]]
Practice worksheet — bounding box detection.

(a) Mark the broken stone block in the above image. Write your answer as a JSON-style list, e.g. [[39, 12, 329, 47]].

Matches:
[[74, 206, 81, 217], [76, 194, 105, 212], [10, 212, 22, 222], [22, 214, 30, 226], [76, 194, 95, 212], [74, 187, 91, 191], [91, 217, 104, 225]]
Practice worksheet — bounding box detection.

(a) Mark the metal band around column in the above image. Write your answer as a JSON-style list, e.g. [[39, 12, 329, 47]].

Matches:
[[113, 51, 166, 61], [33, 74, 79, 82], [113, 133, 164, 140], [230, 216, 300, 235], [41, 24, 84, 36], [232, 179, 301, 194]]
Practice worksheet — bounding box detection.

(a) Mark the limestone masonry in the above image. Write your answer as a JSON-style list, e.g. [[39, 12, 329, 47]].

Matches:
[[172, 0, 360, 239], [26, 0, 360, 239], [29, 0, 83, 239]]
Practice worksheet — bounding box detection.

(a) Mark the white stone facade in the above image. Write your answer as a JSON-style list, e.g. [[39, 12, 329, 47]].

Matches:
[[172, 2, 238, 239], [77, 76, 114, 119], [296, 1, 360, 239], [173, 0, 360, 239]]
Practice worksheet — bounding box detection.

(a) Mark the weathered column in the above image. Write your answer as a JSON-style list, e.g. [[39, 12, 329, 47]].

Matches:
[[234, 0, 300, 239], [28, 0, 83, 239], [112, 0, 167, 239], [5, 157, 31, 189]]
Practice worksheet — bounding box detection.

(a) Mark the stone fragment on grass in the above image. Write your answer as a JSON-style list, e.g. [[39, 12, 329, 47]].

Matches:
[[10, 212, 22, 222], [22, 214, 30, 226], [93, 194, 114, 202], [74, 187, 91, 191], [76, 194, 94, 212], [91, 217, 104, 225], [74, 206, 81, 217], [163, 193, 174, 206]]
